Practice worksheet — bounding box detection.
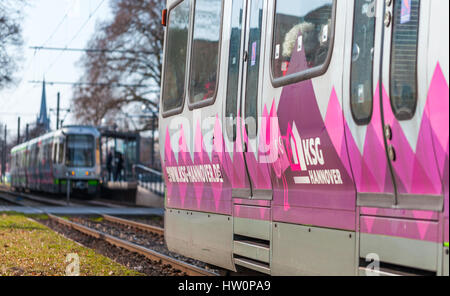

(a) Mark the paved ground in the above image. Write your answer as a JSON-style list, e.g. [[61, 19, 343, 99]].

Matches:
[[0, 206, 164, 216]]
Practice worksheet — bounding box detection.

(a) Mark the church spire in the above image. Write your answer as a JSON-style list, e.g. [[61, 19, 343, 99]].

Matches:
[[37, 78, 50, 131]]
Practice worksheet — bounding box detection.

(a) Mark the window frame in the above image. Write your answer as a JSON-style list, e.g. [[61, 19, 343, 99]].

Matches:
[[65, 134, 95, 168], [269, 0, 337, 88], [187, 0, 225, 110], [59, 140, 65, 164], [243, 0, 266, 139], [349, 0, 377, 126], [389, 0, 420, 121], [161, 0, 192, 118], [224, 0, 246, 141]]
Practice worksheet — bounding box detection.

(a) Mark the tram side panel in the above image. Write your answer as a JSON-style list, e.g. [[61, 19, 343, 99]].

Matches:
[[261, 0, 357, 275], [160, 0, 449, 275], [160, 0, 358, 275], [342, 0, 449, 275], [427, 0, 449, 276], [160, 0, 236, 271]]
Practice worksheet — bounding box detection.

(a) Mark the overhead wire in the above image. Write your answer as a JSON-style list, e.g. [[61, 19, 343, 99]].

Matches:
[[1, 0, 106, 130], [29, 46, 152, 55], [0, 0, 77, 111], [42, 0, 107, 77], [40, 1, 78, 48]]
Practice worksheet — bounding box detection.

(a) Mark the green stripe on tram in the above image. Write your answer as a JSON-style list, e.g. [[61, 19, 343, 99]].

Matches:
[[88, 180, 99, 186], [445, 242, 449, 248], [11, 146, 27, 154]]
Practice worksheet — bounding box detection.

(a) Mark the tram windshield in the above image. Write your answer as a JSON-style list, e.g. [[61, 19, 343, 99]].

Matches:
[[272, 0, 333, 78], [66, 135, 95, 168]]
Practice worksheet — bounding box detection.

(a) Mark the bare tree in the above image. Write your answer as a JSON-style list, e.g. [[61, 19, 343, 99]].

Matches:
[[73, 0, 164, 127], [0, 0, 24, 89]]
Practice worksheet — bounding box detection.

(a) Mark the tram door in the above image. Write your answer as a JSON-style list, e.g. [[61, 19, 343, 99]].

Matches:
[[344, 0, 397, 206], [225, 0, 272, 200], [346, 0, 443, 210], [379, 0, 443, 210]]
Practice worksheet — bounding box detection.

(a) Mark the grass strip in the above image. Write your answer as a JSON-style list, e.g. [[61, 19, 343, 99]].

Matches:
[[0, 213, 143, 276]]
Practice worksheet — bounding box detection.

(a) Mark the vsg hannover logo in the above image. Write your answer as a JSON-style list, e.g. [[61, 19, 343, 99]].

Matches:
[[285, 122, 343, 186]]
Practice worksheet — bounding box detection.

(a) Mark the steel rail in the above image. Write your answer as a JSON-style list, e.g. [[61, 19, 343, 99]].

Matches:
[[0, 191, 24, 206], [47, 214, 217, 276], [0, 189, 119, 208], [0, 189, 65, 206], [102, 214, 165, 236]]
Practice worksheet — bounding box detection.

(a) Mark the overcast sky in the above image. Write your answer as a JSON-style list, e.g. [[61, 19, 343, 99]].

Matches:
[[0, 0, 112, 140]]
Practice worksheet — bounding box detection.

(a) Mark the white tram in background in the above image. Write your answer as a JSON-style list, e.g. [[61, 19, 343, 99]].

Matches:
[[10, 126, 101, 197], [159, 0, 449, 276]]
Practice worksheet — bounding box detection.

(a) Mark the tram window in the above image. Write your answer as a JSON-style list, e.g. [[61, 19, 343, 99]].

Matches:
[[27, 148, 30, 167], [390, 0, 420, 120], [161, 0, 190, 114], [48, 142, 52, 164], [58, 142, 64, 164], [53, 142, 57, 163], [66, 135, 95, 168], [42, 142, 46, 165], [350, 0, 376, 125], [245, 0, 264, 137], [225, 0, 245, 140], [189, 0, 223, 105], [35, 146, 40, 167], [45, 141, 50, 165], [30, 146, 34, 167], [271, 0, 334, 83]]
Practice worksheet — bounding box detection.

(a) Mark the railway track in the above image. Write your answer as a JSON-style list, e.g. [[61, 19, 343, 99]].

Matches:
[[0, 190, 41, 207], [46, 214, 217, 276], [1, 189, 210, 276], [0, 193, 22, 206], [102, 214, 164, 236], [0, 189, 65, 207], [0, 188, 128, 209]]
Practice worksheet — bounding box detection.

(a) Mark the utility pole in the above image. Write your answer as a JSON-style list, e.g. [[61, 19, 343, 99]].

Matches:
[[151, 113, 156, 168], [26, 124, 29, 142], [1, 125, 6, 179], [0, 126, 3, 181], [51, 94, 69, 130], [17, 117, 21, 145], [56, 92, 60, 130]]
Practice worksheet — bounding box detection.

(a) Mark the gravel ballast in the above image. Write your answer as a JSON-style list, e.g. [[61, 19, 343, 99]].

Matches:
[[70, 217, 217, 272], [40, 218, 187, 276]]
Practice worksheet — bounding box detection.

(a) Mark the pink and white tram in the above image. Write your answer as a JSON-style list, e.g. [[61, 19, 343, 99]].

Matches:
[[159, 0, 449, 275]]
